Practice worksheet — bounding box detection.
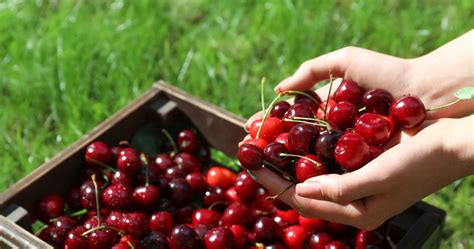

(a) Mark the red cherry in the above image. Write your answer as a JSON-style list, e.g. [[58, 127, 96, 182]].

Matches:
[[355, 113, 392, 145], [174, 152, 201, 172], [65, 187, 82, 211], [270, 101, 292, 119], [154, 153, 174, 172], [169, 224, 201, 249], [389, 95, 426, 128], [149, 211, 173, 235], [298, 215, 326, 234], [204, 186, 226, 207], [230, 225, 248, 248], [177, 129, 199, 152], [243, 138, 269, 150], [186, 172, 207, 193], [274, 132, 289, 149], [334, 133, 369, 171], [204, 227, 234, 249], [355, 230, 383, 249], [49, 216, 76, 246], [167, 178, 191, 207], [65, 226, 87, 249], [192, 208, 221, 229], [295, 154, 327, 182], [282, 104, 315, 131], [314, 130, 343, 163], [80, 180, 103, 211], [105, 211, 123, 229], [333, 79, 363, 106], [83, 215, 105, 230], [111, 170, 133, 186], [221, 201, 254, 228], [116, 148, 141, 176], [132, 185, 160, 208], [327, 221, 351, 234], [324, 240, 349, 249], [328, 101, 358, 131], [368, 145, 384, 162], [294, 90, 323, 114], [249, 117, 285, 142], [238, 144, 264, 170], [288, 124, 319, 155], [283, 225, 308, 249], [87, 229, 117, 249], [316, 99, 336, 120], [121, 212, 148, 239], [85, 141, 112, 168], [263, 142, 290, 171], [275, 209, 299, 225], [234, 172, 258, 201], [165, 165, 188, 180], [175, 205, 196, 224], [308, 232, 331, 249], [102, 184, 132, 210], [252, 216, 281, 243], [206, 166, 236, 189], [35, 195, 65, 223], [225, 187, 242, 203], [362, 89, 394, 115]]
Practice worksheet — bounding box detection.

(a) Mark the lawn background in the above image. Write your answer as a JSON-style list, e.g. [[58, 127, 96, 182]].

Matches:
[[1, 0, 473, 247]]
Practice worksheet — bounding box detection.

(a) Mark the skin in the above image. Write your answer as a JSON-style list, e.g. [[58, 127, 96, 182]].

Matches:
[[244, 30, 474, 230]]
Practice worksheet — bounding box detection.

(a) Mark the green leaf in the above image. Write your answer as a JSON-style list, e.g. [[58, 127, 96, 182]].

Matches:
[[454, 87, 474, 100]]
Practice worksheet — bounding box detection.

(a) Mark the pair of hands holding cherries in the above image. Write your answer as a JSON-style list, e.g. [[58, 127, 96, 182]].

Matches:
[[240, 30, 474, 231]]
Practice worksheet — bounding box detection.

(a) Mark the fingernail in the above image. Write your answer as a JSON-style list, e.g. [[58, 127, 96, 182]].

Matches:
[[274, 84, 282, 93], [296, 182, 321, 197]]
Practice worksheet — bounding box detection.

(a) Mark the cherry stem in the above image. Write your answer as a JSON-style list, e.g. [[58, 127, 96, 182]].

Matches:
[[324, 74, 334, 121], [266, 183, 295, 201], [91, 174, 101, 227], [358, 106, 366, 112], [127, 240, 135, 249], [85, 157, 116, 172], [161, 129, 178, 154], [69, 208, 87, 217], [208, 201, 227, 211], [282, 118, 327, 127], [426, 98, 462, 112], [119, 140, 130, 147], [260, 77, 266, 114], [81, 225, 125, 237], [256, 93, 284, 139], [140, 153, 150, 186], [285, 90, 325, 112], [279, 153, 323, 168], [291, 116, 328, 125], [262, 160, 298, 184]]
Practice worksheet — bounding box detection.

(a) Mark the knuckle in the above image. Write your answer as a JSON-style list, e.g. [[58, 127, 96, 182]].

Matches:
[[339, 46, 357, 59]]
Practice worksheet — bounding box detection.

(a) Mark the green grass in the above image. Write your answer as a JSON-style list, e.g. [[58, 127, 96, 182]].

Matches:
[[1, 0, 473, 247]]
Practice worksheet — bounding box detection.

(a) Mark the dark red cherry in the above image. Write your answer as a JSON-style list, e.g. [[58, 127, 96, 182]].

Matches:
[[49, 216, 77, 245], [165, 165, 188, 180], [327, 222, 351, 234], [389, 95, 426, 128], [243, 138, 269, 150], [263, 142, 290, 171], [36, 195, 65, 223], [324, 240, 349, 249], [121, 212, 148, 239], [368, 145, 384, 161], [308, 232, 331, 249], [314, 130, 343, 163], [111, 170, 133, 186], [270, 101, 292, 119], [294, 90, 323, 114], [154, 153, 174, 172], [186, 172, 207, 193], [102, 184, 132, 210], [362, 89, 394, 115], [298, 215, 326, 234], [116, 148, 141, 176], [175, 205, 196, 224], [234, 172, 259, 201], [282, 103, 315, 131], [169, 224, 201, 249], [204, 227, 234, 249], [316, 99, 336, 120], [132, 185, 160, 208], [140, 231, 168, 249], [288, 124, 319, 155], [105, 211, 123, 229], [149, 211, 173, 235], [252, 216, 281, 243], [156, 198, 177, 215], [177, 129, 199, 152], [87, 229, 117, 249], [328, 101, 358, 131], [174, 152, 200, 172], [334, 133, 369, 171], [274, 132, 289, 149], [333, 79, 363, 106], [282, 225, 307, 249], [230, 225, 248, 248], [221, 201, 254, 228], [204, 186, 226, 207], [65, 187, 82, 211], [85, 141, 112, 167], [226, 186, 242, 203], [296, 154, 327, 182], [274, 209, 299, 226], [194, 224, 210, 241], [355, 113, 392, 145], [355, 230, 383, 249], [238, 144, 264, 170], [249, 117, 285, 142], [167, 178, 191, 207], [84, 215, 106, 230], [80, 180, 103, 211], [65, 226, 87, 249], [192, 208, 220, 229]]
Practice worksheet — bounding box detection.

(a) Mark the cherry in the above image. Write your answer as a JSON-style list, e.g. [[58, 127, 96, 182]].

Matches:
[[105, 211, 123, 229], [147, 211, 173, 236], [65, 187, 82, 210], [102, 184, 132, 210], [270, 101, 292, 119], [80, 180, 103, 211], [167, 178, 191, 206], [355, 113, 392, 145], [333, 79, 363, 106], [186, 172, 207, 192], [295, 154, 327, 182], [176, 205, 196, 224], [35, 195, 65, 223], [288, 124, 319, 155], [49, 216, 77, 245], [294, 90, 323, 114], [249, 117, 285, 142], [243, 138, 269, 150], [274, 132, 289, 149], [65, 226, 87, 249], [315, 130, 343, 163], [308, 232, 331, 249], [238, 144, 264, 170], [327, 222, 351, 234], [204, 186, 226, 207], [263, 142, 290, 171], [84, 215, 106, 230], [275, 209, 299, 226], [324, 240, 349, 249], [230, 224, 248, 248], [154, 153, 174, 171], [389, 95, 426, 128], [111, 170, 133, 186], [157, 198, 177, 215], [251, 189, 275, 215], [252, 216, 281, 243], [221, 201, 254, 228], [192, 208, 221, 229], [234, 172, 258, 201], [110, 145, 123, 159], [316, 99, 336, 120], [85, 141, 112, 167], [368, 145, 384, 162], [169, 224, 201, 249], [282, 103, 315, 131], [204, 227, 234, 249], [37, 227, 54, 245], [283, 225, 308, 249], [87, 229, 117, 249], [121, 212, 148, 239], [139, 231, 168, 249], [298, 215, 326, 234], [362, 89, 394, 115], [334, 133, 369, 171], [165, 165, 188, 180], [355, 230, 383, 249], [117, 148, 141, 175], [132, 185, 160, 208], [225, 186, 241, 203], [328, 101, 358, 131], [206, 166, 236, 189], [177, 129, 199, 152]]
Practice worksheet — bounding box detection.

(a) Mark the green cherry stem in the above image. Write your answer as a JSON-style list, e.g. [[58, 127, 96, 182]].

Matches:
[[208, 201, 228, 211], [81, 225, 125, 237], [256, 93, 284, 139], [285, 90, 324, 111], [140, 153, 150, 186], [324, 74, 334, 121], [282, 118, 328, 128], [260, 77, 266, 113], [85, 157, 116, 172], [426, 98, 462, 112], [358, 106, 366, 112], [279, 153, 323, 168], [91, 174, 101, 227], [161, 129, 178, 154], [69, 208, 87, 217]]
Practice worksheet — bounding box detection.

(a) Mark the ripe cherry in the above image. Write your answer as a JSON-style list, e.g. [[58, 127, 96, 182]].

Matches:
[[139, 231, 168, 249], [298, 215, 326, 234], [274, 132, 289, 149], [165, 165, 188, 180], [230, 225, 248, 248], [308, 232, 331, 249], [328, 101, 358, 131], [204, 186, 226, 207], [275, 209, 299, 226], [316, 99, 336, 120], [192, 208, 221, 229], [169, 224, 201, 249], [121, 212, 148, 239], [166, 178, 191, 207], [149, 211, 173, 235], [282, 103, 315, 131], [324, 240, 349, 249], [355, 230, 383, 249], [154, 153, 174, 172], [389, 95, 426, 128], [186, 172, 207, 193], [368, 145, 384, 161], [177, 129, 199, 152], [80, 180, 103, 211], [355, 113, 392, 145], [117, 148, 141, 176], [111, 170, 133, 186], [65, 187, 82, 211], [65, 226, 87, 249], [102, 184, 132, 210], [238, 144, 264, 170], [226, 187, 242, 203], [362, 89, 394, 115], [288, 124, 319, 155], [49, 216, 77, 246], [204, 227, 234, 249], [206, 166, 236, 189], [263, 142, 290, 171], [234, 172, 258, 201], [283, 225, 308, 249], [196, 145, 211, 164], [221, 201, 254, 228], [243, 138, 269, 150], [174, 152, 200, 172], [314, 130, 343, 163], [327, 222, 351, 234], [270, 101, 292, 119], [249, 117, 285, 142], [253, 216, 281, 243], [295, 154, 327, 182], [132, 185, 160, 208], [87, 229, 117, 249], [333, 79, 363, 106], [334, 133, 369, 171], [175, 205, 196, 224], [36, 195, 65, 223], [83, 215, 105, 230], [294, 90, 323, 114], [85, 141, 112, 168]]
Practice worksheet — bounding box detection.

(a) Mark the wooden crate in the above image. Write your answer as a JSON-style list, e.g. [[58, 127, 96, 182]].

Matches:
[[0, 81, 445, 248]]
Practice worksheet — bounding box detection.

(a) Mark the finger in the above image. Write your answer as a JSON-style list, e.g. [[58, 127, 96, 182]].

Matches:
[[274, 76, 293, 93], [314, 78, 343, 101], [244, 111, 263, 131], [382, 119, 439, 150]]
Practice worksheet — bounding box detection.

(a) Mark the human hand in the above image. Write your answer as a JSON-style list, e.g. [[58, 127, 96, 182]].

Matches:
[[250, 116, 474, 230]]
